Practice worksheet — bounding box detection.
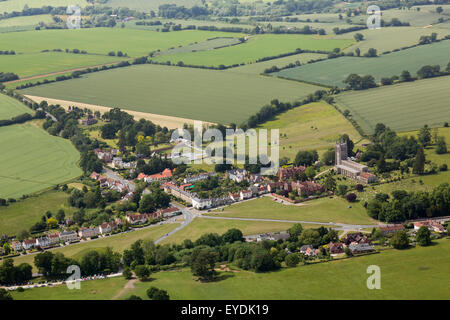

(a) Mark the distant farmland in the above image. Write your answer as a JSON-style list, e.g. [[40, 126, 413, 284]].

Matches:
[[152, 34, 353, 67], [0, 93, 34, 120], [275, 40, 450, 87], [0, 123, 81, 198], [20, 64, 322, 125], [334, 76, 450, 133]]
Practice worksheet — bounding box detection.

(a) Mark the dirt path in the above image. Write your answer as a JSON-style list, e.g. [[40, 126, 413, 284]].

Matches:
[[4, 59, 132, 84], [24, 95, 217, 129], [112, 278, 137, 300]]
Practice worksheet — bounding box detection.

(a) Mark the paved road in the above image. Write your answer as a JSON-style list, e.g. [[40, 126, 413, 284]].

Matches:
[[154, 203, 195, 244], [103, 167, 135, 192]]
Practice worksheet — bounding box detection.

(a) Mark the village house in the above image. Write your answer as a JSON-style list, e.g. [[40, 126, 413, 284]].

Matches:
[[344, 232, 370, 245], [99, 222, 117, 234], [277, 166, 306, 181], [240, 189, 253, 200], [11, 241, 22, 252], [226, 169, 248, 183], [48, 233, 60, 245], [158, 207, 182, 218], [379, 224, 404, 235], [228, 192, 240, 202], [59, 230, 78, 243], [35, 237, 51, 248], [349, 243, 375, 254], [78, 227, 100, 238], [126, 213, 148, 225], [191, 197, 212, 210], [145, 168, 173, 182], [328, 242, 344, 254], [292, 180, 325, 196], [80, 114, 97, 126], [414, 220, 446, 233], [299, 245, 314, 254]]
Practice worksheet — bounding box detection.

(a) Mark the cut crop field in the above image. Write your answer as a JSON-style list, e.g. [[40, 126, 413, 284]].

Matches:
[[13, 239, 450, 300], [226, 52, 327, 75], [152, 34, 354, 67], [0, 52, 125, 78], [0, 123, 82, 199], [206, 196, 375, 225], [259, 101, 362, 160], [0, 0, 89, 13], [334, 76, 450, 133], [20, 64, 322, 125], [0, 28, 243, 56], [0, 93, 34, 120], [275, 40, 450, 87]]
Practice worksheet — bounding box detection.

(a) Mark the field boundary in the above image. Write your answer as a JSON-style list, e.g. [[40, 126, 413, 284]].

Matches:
[[24, 95, 217, 129]]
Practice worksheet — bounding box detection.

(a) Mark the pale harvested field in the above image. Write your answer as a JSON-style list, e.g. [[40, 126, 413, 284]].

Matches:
[[24, 95, 216, 129]]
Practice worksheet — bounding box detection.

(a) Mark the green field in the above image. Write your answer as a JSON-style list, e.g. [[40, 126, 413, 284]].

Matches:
[[334, 76, 450, 133], [275, 40, 450, 87], [10, 223, 179, 271], [159, 218, 306, 245], [206, 196, 376, 225], [105, 0, 201, 11], [0, 14, 54, 27], [226, 52, 327, 75], [0, 0, 89, 13], [0, 93, 34, 120], [0, 123, 82, 199], [259, 101, 362, 159], [154, 37, 242, 57], [0, 28, 243, 56], [20, 63, 322, 124], [13, 239, 450, 300], [0, 191, 76, 236], [0, 52, 125, 78], [152, 34, 353, 67]]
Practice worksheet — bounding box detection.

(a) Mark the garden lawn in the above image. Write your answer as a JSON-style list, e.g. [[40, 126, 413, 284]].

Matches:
[[0, 93, 34, 120], [20, 64, 322, 125], [0, 123, 82, 199], [152, 34, 353, 67], [333, 76, 450, 133], [0, 191, 76, 236], [206, 196, 375, 225]]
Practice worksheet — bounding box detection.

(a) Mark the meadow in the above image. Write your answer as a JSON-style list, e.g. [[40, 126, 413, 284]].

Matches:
[[258, 101, 362, 160], [20, 64, 322, 125], [0, 0, 89, 13], [0, 14, 54, 27], [10, 223, 180, 271], [152, 34, 354, 67], [0, 93, 34, 120], [0, 28, 243, 57], [333, 76, 450, 133], [105, 0, 201, 12], [0, 191, 76, 236], [0, 52, 125, 78], [0, 122, 82, 199], [275, 39, 450, 88], [13, 239, 450, 300], [206, 196, 375, 225]]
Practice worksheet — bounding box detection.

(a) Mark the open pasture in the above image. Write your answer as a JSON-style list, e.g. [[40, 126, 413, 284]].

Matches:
[[334, 76, 450, 133], [152, 34, 353, 67], [105, 0, 201, 12], [0, 0, 89, 13], [0, 123, 82, 199], [20, 64, 322, 125], [0, 52, 125, 78], [0, 28, 243, 56], [0, 14, 53, 27], [275, 40, 450, 88], [259, 101, 362, 159], [0, 93, 34, 120]]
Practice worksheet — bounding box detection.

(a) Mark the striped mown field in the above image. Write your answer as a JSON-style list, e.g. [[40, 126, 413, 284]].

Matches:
[[334, 76, 450, 133]]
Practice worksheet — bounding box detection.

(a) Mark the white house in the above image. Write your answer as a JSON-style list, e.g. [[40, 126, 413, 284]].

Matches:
[[22, 239, 36, 250], [191, 197, 212, 210], [59, 230, 78, 242], [99, 222, 117, 234], [240, 189, 253, 200], [36, 237, 51, 247], [11, 241, 22, 252]]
